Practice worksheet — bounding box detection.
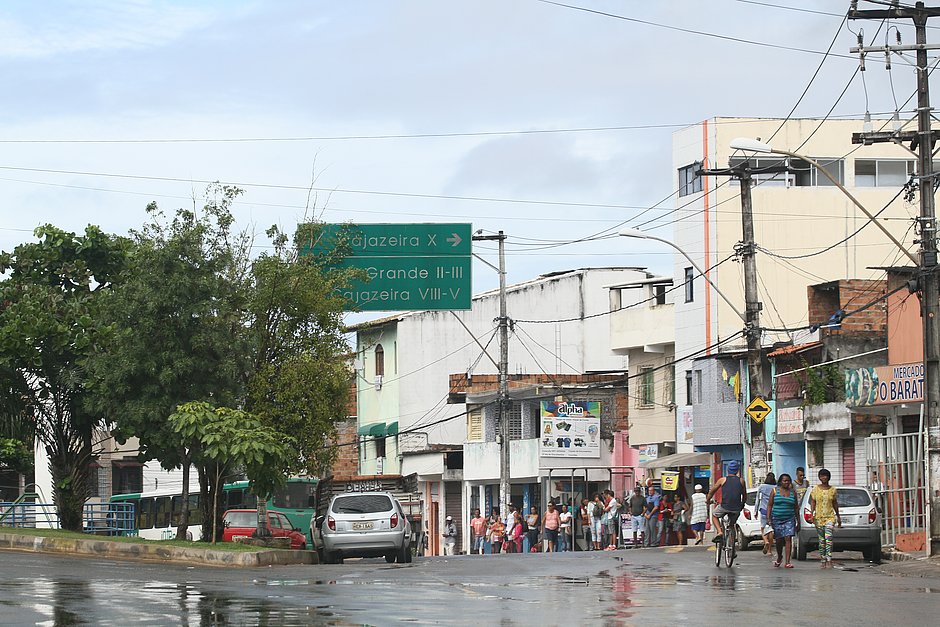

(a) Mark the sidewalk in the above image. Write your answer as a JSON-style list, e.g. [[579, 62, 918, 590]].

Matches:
[[879, 549, 940, 579]]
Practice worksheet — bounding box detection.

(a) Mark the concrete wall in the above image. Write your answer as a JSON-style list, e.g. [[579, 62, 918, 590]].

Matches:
[[624, 346, 677, 446], [692, 356, 745, 447]]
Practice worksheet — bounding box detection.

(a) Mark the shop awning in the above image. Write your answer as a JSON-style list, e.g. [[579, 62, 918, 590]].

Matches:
[[357, 423, 387, 437], [386, 421, 399, 435], [640, 451, 712, 469]]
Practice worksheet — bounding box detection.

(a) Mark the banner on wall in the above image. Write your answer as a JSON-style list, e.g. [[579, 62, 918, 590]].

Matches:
[[677, 407, 694, 443], [539, 401, 601, 458], [661, 471, 680, 491], [777, 407, 804, 435], [638, 444, 659, 464], [845, 362, 924, 407]]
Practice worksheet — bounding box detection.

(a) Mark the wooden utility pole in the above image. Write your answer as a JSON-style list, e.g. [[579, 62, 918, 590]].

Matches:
[[849, 0, 940, 555]]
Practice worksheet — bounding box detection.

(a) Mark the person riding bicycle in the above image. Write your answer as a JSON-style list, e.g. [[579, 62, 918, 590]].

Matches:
[[706, 460, 746, 545]]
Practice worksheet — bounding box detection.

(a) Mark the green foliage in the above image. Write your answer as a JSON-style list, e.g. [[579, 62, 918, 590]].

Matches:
[[0, 224, 128, 529], [800, 361, 843, 406], [0, 437, 32, 472], [85, 188, 250, 470], [168, 401, 295, 504], [245, 221, 356, 477]]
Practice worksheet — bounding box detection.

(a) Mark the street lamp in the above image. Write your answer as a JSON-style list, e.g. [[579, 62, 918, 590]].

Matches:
[[728, 137, 918, 265], [619, 229, 746, 322]]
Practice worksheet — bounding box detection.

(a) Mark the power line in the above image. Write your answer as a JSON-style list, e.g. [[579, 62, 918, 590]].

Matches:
[[535, 0, 859, 60]]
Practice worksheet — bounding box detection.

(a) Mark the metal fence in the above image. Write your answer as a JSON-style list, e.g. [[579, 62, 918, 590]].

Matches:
[[0, 500, 136, 537], [865, 430, 927, 548]]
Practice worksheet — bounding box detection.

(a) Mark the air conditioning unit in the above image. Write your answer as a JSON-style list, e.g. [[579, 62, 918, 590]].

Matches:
[[374, 375, 383, 390]]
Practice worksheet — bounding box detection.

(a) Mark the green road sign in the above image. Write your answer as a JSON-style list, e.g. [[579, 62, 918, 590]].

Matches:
[[302, 223, 473, 312], [308, 223, 471, 257], [336, 256, 471, 311]]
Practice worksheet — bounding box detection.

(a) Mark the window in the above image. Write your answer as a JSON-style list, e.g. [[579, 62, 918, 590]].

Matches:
[[694, 370, 703, 404], [138, 498, 154, 530], [375, 436, 386, 458], [685, 371, 693, 406], [729, 156, 791, 186], [467, 407, 483, 442], [374, 344, 385, 377], [273, 481, 316, 509], [638, 367, 655, 407], [678, 163, 703, 197], [729, 157, 845, 187], [111, 461, 143, 495], [654, 284, 666, 306], [854, 159, 914, 187], [794, 157, 844, 187], [684, 267, 694, 303], [508, 402, 523, 440], [667, 366, 676, 405], [154, 496, 171, 529], [268, 513, 283, 529], [331, 494, 394, 514]]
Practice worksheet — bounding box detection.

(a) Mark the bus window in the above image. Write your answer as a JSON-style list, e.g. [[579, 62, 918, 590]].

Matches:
[[243, 492, 257, 509], [171, 496, 184, 526], [273, 481, 316, 510], [188, 494, 203, 526], [226, 489, 243, 510], [155, 496, 171, 529], [138, 498, 154, 529]]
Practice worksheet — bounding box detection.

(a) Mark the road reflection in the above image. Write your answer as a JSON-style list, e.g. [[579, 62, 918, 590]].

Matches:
[[6, 576, 343, 627]]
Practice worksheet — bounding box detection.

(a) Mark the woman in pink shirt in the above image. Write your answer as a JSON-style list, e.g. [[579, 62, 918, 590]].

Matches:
[[542, 502, 561, 553]]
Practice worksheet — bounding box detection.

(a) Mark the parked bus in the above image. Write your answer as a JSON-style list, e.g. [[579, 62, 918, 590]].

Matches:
[[109, 476, 318, 544]]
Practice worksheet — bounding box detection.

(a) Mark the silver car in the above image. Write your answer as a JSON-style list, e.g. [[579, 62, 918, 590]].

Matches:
[[312, 491, 412, 564], [794, 485, 882, 562]]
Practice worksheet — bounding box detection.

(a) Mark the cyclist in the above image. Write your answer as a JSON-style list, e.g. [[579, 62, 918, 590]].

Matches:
[[706, 460, 746, 546]]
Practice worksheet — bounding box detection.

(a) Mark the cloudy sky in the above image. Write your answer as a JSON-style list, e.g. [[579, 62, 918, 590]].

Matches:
[[0, 1, 923, 316]]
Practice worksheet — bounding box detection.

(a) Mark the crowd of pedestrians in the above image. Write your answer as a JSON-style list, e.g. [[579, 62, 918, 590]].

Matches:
[[458, 464, 846, 568]]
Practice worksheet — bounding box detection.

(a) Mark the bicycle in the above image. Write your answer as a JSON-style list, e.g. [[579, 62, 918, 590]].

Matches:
[[713, 511, 739, 568]]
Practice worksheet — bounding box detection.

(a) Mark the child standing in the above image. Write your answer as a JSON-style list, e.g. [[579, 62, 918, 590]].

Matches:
[[809, 468, 841, 568]]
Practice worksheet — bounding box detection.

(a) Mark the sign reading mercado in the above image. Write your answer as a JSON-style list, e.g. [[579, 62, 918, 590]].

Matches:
[[302, 223, 472, 312], [539, 401, 601, 458], [845, 362, 924, 407]]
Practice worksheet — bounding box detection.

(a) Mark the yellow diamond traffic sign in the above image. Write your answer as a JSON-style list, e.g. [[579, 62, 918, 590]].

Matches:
[[745, 396, 772, 423]]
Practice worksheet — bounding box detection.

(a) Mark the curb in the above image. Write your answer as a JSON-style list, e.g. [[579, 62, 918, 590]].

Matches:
[[0, 533, 315, 567], [884, 549, 919, 562]]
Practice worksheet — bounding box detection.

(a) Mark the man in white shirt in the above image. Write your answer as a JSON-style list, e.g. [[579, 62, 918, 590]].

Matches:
[[558, 504, 573, 552]]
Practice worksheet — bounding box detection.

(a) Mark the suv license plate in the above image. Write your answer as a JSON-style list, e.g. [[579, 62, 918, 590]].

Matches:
[[352, 522, 374, 531]]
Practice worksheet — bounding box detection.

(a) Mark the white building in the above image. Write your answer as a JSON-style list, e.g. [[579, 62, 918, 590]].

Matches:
[[351, 267, 647, 554]]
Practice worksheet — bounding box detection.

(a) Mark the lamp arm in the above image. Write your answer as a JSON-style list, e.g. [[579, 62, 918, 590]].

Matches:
[[779, 150, 919, 266], [642, 234, 747, 323]]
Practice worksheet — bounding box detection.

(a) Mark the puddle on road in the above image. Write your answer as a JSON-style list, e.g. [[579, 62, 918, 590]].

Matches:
[[0, 577, 350, 627]]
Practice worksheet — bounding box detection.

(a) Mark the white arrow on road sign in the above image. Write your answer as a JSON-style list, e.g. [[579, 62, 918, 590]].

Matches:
[[447, 233, 462, 247]]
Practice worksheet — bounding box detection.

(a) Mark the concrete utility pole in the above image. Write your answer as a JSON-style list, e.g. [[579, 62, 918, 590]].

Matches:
[[849, 1, 940, 555], [471, 231, 511, 514], [699, 162, 782, 478]]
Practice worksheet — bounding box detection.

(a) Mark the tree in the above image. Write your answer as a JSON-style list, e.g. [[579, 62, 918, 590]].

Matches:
[[0, 225, 127, 529], [85, 187, 250, 540], [245, 222, 356, 479], [168, 401, 295, 543]]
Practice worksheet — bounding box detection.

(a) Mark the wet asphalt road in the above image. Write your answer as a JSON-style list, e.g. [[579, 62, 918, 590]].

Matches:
[[1, 545, 938, 626]]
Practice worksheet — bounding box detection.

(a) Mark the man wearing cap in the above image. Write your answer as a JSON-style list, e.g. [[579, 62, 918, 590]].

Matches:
[[689, 484, 708, 545], [442, 515, 458, 555], [706, 460, 746, 546]]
